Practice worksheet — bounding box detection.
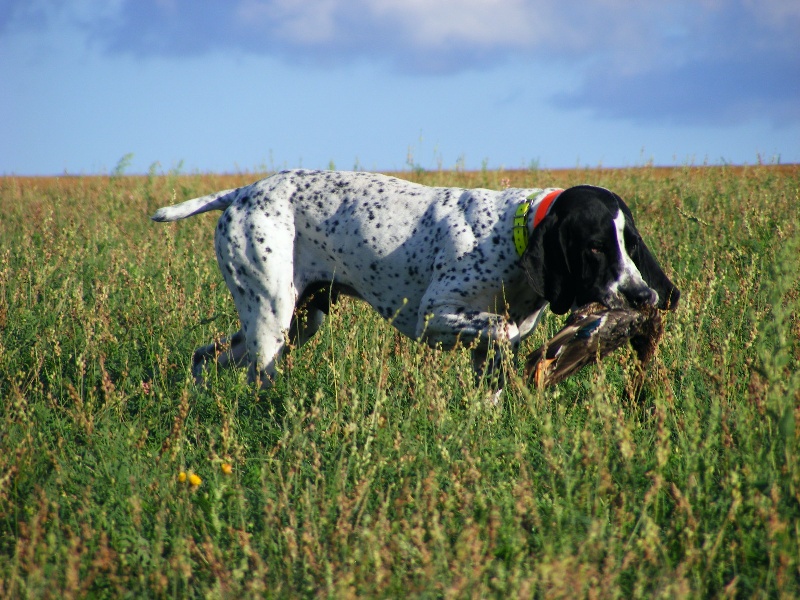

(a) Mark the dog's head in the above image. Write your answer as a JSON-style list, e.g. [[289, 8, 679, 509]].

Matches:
[[522, 185, 680, 315]]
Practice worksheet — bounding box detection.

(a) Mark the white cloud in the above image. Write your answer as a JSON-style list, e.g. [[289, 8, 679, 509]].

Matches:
[[3, 0, 798, 124], [8, 1, 796, 65], [365, 0, 538, 48]]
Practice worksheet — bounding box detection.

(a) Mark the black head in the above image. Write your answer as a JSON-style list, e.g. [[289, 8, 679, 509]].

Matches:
[[521, 185, 680, 314]]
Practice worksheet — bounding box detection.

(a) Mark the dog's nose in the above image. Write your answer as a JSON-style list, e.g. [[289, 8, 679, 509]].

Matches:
[[625, 286, 657, 308]]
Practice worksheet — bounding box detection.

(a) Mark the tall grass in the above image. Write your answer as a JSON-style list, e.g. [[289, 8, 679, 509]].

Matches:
[[1, 165, 798, 598]]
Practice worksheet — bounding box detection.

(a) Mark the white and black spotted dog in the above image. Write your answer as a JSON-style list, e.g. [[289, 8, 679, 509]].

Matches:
[[153, 169, 679, 389]]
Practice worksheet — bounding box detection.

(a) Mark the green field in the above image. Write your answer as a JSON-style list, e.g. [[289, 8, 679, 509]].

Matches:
[[1, 165, 798, 598]]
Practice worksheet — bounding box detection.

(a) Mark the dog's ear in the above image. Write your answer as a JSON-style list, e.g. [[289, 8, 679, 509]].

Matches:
[[522, 216, 576, 314]]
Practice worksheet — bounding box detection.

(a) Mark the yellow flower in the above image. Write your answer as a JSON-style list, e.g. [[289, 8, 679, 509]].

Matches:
[[221, 462, 233, 475], [178, 471, 187, 483], [188, 473, 202, 487]]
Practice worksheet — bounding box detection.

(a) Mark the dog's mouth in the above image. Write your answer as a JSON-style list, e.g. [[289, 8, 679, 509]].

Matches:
[[597, 286, 658, 311]]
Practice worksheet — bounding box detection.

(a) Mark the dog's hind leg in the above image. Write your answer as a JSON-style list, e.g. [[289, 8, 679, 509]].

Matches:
[[288, 308, 325, 348], [192, 330, 249, 384], [216, 211, 297, 389], [287, 282, 349, 348], [239, 281, 297, 389]]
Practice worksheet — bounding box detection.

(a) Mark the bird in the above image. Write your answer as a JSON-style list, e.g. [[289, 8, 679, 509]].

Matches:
[[524, 302, 663, 388]]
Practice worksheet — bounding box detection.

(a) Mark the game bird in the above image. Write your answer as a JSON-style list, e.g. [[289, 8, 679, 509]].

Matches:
[[525, 302, 664, 387]]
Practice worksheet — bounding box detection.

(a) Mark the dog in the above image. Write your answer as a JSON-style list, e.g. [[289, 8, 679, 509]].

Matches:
[[153, 169, 679, 389]]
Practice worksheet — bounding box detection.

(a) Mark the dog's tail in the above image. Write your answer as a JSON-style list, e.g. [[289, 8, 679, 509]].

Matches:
[[151, 188, 238, 222]]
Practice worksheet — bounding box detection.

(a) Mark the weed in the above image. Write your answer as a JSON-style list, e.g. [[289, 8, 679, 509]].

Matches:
[[0, 165, 798, 597]]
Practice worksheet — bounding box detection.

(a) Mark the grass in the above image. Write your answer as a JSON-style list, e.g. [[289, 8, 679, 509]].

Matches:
[[0, 164, 798, 598]]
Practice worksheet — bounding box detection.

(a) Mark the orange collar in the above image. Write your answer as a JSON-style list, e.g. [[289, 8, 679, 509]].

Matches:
[[532, 189, 563, 229]]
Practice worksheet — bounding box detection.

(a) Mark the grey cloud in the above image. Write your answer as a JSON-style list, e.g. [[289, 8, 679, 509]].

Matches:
[[554, 2, 800, 126], [555, 53, 800, 126], [0, 0, 54, 33]]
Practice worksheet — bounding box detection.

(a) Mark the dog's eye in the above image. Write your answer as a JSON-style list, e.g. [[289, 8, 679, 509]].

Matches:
[[625, 232, 640, 253], [589, 245, 604, 255]]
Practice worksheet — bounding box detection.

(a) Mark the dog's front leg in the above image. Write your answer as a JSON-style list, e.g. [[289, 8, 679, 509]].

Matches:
[[417, 308, 520, 390]]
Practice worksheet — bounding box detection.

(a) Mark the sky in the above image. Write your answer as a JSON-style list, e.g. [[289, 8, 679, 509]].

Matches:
[[2, 0, 799, 176]]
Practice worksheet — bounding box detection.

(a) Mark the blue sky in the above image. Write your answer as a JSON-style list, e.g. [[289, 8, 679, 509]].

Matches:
[[2, 0, 798, 175]]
